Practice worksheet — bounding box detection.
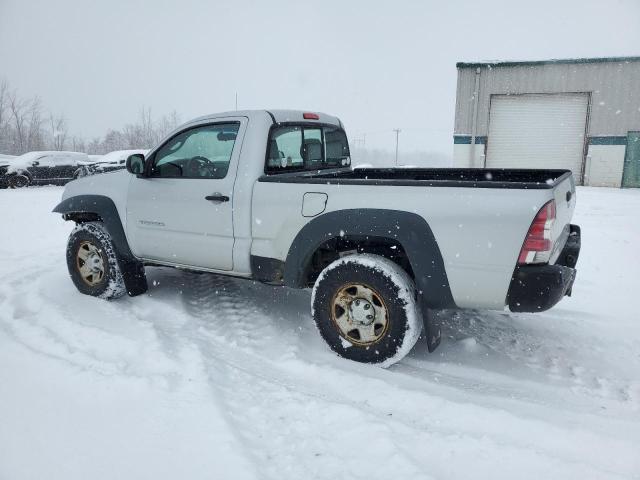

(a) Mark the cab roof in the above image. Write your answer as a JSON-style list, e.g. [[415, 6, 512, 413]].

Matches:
[[185, 110, 343, 128]]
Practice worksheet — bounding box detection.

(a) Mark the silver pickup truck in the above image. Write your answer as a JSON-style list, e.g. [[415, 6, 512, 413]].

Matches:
[[53, 110, 581, 366]]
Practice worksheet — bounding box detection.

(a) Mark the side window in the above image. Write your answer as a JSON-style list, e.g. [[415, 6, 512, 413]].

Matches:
[[51, 154, 77, 166], [151, 123, 239, 179], [266, 125, 350, 173], [36, 156, 55, 167]]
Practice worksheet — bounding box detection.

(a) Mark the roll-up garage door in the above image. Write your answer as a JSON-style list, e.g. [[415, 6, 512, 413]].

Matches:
[[486, 93, 589, 183]]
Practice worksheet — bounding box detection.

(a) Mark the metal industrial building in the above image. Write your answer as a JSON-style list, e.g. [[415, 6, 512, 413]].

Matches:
[[453, 56, 640, 187]]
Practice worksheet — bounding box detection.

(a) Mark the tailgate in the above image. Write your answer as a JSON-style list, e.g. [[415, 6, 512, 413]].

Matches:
[[550, 174, 576, 264]]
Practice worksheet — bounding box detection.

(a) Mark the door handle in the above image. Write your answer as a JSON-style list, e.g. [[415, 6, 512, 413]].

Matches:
[[205, 194, 230, 202]]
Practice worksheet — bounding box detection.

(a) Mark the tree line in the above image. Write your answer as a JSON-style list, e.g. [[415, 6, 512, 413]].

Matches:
[[0, 78, 180, 156]]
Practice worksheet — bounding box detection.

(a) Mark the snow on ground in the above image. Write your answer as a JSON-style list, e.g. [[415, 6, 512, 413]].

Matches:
[[0, 186, 639, 480]]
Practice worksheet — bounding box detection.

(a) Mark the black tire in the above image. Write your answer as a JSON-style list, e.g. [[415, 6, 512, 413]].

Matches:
[[311, 254, 422, 367], [8, 173, 30, 188], [66, 222, 126, 300]]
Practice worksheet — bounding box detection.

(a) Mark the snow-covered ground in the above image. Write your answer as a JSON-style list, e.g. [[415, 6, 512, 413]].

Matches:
[[0, 186, 639, 480]]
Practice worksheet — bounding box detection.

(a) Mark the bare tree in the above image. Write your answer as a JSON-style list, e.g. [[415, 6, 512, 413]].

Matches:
[[0, 79, 73, 154], [71, 136, 86, 153], [86, 137, 102, 155], [0, 79, 9, 152], [8, 89, 28, 154], [26, 96, 45, 151], [102, 129, 128, 153], [0, 80, 8, 131], [156, 110, 180, 141], [122, 123, 143, 149], [49, 113, 68, 150], [139, 106, 155, 147], [0, 79, 181, 156]]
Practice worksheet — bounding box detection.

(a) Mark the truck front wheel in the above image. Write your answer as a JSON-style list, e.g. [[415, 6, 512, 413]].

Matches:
[[66, 222, 126, 300], [311, 254, 422, 367]]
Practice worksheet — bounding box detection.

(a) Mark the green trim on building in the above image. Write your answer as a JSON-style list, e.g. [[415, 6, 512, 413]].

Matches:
[[454, 135, 628, 145], [622, 132, 640, 188], [589, 136, 627, 146], [454, 135, 487, 145], [457, 56, 640, 69]]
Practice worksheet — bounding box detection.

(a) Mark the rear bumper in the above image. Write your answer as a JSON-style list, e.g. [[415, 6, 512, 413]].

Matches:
[[507, 224, 581, 312]]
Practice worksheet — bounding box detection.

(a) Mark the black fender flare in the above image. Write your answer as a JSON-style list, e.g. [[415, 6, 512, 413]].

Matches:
[[283, 208, 456, 310], [53, 195, 147, 296]]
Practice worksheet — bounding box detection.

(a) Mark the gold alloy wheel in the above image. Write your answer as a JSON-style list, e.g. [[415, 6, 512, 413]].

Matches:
[[330, 283, 389, 346], [76, 241, 106, 286]]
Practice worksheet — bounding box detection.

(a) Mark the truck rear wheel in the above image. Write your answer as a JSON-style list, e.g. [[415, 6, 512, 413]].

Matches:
[[66, 222, 126, 300], [311, 254, 422, 367]]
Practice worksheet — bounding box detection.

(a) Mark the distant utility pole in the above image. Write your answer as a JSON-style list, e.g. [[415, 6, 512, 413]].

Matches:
[[393, 128, 401, 165], [235, 93, 238, 111]]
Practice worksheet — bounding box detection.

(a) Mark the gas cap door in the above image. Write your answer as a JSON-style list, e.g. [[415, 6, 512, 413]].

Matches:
[[302, 192, 328, 217]]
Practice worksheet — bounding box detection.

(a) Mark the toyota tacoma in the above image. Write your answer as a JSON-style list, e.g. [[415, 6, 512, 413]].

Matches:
[[53, 110, 581, 366]]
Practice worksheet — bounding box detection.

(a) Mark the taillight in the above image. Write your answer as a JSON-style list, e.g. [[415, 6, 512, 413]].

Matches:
[[518, 200, 556, 264], [303, 112, 319, 120]]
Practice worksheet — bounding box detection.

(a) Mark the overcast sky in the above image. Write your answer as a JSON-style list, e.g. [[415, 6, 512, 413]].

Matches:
[[1, 0, 639, 155]]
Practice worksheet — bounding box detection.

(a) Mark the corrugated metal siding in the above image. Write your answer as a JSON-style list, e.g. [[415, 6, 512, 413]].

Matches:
[[454, 69, 478, 136], [454, 60, 640, 137]]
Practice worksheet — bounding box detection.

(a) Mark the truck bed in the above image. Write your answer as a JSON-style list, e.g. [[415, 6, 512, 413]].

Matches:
[[259, 167, 573, 189]]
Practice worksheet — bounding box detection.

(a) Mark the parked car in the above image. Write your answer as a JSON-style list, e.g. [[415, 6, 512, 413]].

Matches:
[[75, 149, 148, 179], [0, 155, 16, 188], [1, 151, 89, 188], [53, 110, 581, 367]]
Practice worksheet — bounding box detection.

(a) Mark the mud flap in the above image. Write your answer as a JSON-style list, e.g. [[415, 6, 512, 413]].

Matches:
[[420, 298, 442, 352], [118, 256, 148, 297]]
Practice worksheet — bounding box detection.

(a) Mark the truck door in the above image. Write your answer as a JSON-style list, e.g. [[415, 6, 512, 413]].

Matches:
[[125, 117, 247, 271]]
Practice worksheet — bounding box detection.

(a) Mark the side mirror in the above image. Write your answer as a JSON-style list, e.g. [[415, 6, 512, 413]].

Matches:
[[126, 154, 146, 175]]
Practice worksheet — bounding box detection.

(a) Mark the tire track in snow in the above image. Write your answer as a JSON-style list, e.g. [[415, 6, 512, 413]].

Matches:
[[2, 261, 636, 478], [163, 272, 638, 480], [0, 254, 185, 383], [174, 272, 433, 480], [410, 309, 640, 407]]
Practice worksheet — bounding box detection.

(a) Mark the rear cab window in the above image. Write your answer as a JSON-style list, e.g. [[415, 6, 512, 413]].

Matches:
[[265, 124, 350, 174]]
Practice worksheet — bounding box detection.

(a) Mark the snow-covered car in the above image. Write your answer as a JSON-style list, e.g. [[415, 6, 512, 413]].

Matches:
[[75, 149, 147, 179], [53, 110, 582, 367], [0, 151, 89, 188], [0, 158, 9, 188]]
